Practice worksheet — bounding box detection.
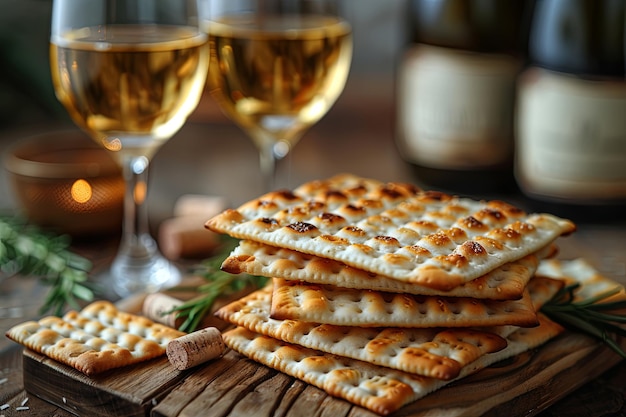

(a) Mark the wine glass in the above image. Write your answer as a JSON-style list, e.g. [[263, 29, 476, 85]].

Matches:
[[50, 0, 209, 297], [199, 0, 353, 191]]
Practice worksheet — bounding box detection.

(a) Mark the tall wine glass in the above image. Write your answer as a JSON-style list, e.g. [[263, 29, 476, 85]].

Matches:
[[50, 0, 209, 297], [199, 0, 353, 191]]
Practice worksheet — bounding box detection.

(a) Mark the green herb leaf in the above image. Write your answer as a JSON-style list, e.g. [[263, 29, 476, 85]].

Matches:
[[165, 236, 268, 332], [542, 283, 626, 360], [0, 214, 95, 316]]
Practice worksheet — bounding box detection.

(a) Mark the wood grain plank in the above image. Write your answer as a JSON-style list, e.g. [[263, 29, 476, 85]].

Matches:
[[284, 385, 332, 417], [152, 352, 239, 417], [318, 394, 357, 417], [23, 349, 185, 417], [481, 344, 624, 417], [176, 354, 269, 417], [347, 406, 380, 417], [18, 331, 625, 417], [2, 391, 76, 416], [193, 362, 274, 417], [393, 332, 624, 417], [272, 377, 307, 417], [0, 346, 24, 405], [229, 370, 293, 417]]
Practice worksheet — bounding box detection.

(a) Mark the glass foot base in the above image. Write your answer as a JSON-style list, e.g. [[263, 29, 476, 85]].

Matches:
[[108, 252, 182, 299]]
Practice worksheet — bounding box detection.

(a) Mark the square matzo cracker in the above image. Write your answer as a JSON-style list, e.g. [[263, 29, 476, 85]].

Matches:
[[206, 174, 575, 291], [536, 258, 626, 303], [5, 301, 185, 375], [215, 284, 509, 380], [222, 313, 565, 416], [270, 278, 539, 328], [222, 240, 557, 300]]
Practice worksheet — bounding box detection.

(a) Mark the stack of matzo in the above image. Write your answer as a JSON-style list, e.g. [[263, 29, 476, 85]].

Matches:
[[205, 173, 597, 415]]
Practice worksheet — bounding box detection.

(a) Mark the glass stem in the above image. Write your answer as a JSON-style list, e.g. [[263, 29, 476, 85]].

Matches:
[[259, 143, 278, 192], [109, 153, 180, 298], [120, 155, 155, 258]]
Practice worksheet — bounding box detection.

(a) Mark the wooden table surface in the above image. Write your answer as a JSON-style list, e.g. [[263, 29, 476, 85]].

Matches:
[[1, 81, 626, 416]]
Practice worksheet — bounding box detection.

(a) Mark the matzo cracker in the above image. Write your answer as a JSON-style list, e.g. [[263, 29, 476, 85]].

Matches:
[[222, 313, 564, 416], [537, 258, 626, 303], [222, 240, 557, 300], [6, 301, 185, 375], [215, 284, 507, 380], [207, 174, 575, 291], [270, 278, 539, 328]]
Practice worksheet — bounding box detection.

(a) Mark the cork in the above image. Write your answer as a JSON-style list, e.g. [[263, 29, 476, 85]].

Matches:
[[158, 215, 220, 260], [172, 194, 228, 218], [142, 293, 182, 328], [166, 327, 226, 370], [157, 194, 228, 260]]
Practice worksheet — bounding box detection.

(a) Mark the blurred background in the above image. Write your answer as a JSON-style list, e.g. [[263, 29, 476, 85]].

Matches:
[[1, 0, 625, 225], [0, 0, 405, 130], [0, 0, 406, 208]]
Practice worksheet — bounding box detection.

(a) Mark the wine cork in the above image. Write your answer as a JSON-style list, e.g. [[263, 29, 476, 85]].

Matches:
[[166, 327, 225, 370], [143, 293, 182, 328], [173, 194, 229, 218], [158, 194, 228, 260], [158, 215, 220, 260]]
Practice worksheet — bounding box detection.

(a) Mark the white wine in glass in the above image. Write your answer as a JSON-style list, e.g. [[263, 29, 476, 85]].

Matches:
[[50, 0, 209, 297], [200, 0, 353, 191]]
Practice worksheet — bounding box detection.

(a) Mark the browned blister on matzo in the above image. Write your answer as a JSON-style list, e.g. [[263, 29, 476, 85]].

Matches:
[[269, 278, 539, 328], [207, 174, 575, 291], [222, 240, 557, 300], [215, 284, 508, 380], [222, 313, 565, 416], [5, 301, 185, 375]]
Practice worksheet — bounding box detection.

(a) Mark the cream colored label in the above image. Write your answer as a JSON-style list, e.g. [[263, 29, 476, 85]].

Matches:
[[397, 44, 520, 169], [516, 68, 626, 200]]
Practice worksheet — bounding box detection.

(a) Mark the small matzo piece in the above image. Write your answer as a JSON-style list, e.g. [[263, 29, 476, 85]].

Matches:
[[5, 301, 185, 375], [222, 313, 565, 416], [270, 278, 539, 328], [206, 174, 575, 291], [536, 258, 626, 303], [222, 240, 557, 300], [215, 284, 507, 380]]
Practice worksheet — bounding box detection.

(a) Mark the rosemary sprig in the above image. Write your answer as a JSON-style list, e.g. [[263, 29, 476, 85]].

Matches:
[[0, 215, 94, 316], [166, 237, 267, 332], [542, 283, 626, 359]]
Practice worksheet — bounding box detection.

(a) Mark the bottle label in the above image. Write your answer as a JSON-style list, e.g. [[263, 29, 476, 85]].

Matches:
[[516, 68, 626, 201], [397, 44, 520, 169]]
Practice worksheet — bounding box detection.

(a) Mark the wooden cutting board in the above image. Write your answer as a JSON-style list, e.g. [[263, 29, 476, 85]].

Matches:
[[22, 330, 625, 417]]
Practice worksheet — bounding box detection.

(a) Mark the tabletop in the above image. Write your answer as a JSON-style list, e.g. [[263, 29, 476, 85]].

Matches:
[[1, 77, 626, 416]]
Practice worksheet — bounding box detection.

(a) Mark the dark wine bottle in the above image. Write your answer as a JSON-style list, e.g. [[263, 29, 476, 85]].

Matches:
[[515, 0, 626, 221], [395, 0, 533, 196]]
